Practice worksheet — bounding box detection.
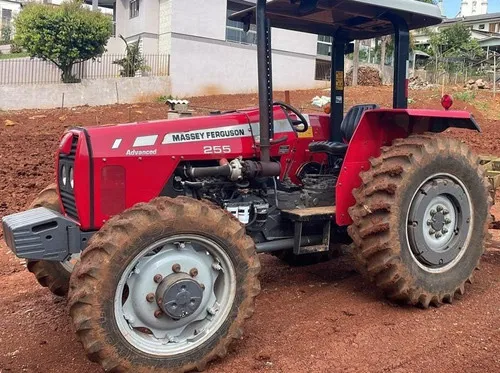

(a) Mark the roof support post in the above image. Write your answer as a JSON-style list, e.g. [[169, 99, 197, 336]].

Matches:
[[330, 39, 345, 142], [389, 15, 410, 109], [256, 0, 273, 162]]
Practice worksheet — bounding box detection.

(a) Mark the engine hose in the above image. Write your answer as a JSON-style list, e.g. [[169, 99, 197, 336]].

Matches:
[[187, 165, 231, 179]]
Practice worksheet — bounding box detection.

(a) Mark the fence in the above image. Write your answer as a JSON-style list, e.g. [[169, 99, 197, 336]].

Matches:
[[0, 54, 169, 85]]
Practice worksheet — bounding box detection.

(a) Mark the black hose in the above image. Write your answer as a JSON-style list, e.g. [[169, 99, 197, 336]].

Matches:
[[187, 165, 231, 179]]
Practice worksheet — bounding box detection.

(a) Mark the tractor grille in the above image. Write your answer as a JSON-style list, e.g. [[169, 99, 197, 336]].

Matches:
[[59, 134, 79, 221]]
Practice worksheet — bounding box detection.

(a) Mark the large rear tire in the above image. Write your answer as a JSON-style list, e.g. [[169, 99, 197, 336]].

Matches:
[[348, 134, 491, 307], [26, 184, 78, 296], [69, 197, 260, 372]]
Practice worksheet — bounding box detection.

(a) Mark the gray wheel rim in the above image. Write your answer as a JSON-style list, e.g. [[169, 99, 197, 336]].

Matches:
[[406, 173, 473, 273], [114, 235, 237, 356]]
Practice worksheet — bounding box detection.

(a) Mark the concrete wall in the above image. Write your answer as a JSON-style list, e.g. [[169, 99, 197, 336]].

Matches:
[[0, 76, 171, 110]]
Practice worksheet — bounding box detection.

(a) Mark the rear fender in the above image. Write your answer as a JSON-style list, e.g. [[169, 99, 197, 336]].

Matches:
[[335, 109, 480, 226]]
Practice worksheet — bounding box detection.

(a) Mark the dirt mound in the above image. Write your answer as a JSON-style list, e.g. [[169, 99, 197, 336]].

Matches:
[[346, 66, 382, 86]]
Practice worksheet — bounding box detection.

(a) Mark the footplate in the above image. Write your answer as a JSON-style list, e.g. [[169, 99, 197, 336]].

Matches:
[[2, 207, 92, 261], [282, 206, 335, 255]]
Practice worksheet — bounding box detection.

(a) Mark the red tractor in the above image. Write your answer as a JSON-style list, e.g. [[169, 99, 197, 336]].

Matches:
[[2, 1, 491, 372]]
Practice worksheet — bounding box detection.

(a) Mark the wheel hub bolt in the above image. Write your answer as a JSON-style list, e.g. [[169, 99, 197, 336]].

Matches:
[[445, 218, 452, 224], [172, 263, 181, 273], [189, 268, 199, 277], [429, 229, 436, 235], [442, 228, 449, 234], [200, 283, 205, 290], [436, 205, 443, 212], [154, 310, 163, 319], [146, 293, 155, 303], [443, 209, 450, 215], [435, 232, 443, 239], [153, 274, 163, 283], [430, 209, 436, 216], [426, 220, 432, 226]]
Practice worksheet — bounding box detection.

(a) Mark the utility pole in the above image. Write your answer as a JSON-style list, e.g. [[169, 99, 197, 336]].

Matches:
[[494, 52, 497, 98]]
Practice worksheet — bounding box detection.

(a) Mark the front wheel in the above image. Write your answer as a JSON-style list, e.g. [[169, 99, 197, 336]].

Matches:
[[348, 134, 491, 307], [69, 197, 260, 372]]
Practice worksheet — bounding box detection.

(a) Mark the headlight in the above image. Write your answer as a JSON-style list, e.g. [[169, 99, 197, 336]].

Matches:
[[69, 167, 74, 189], [61, 165, 67, 186]]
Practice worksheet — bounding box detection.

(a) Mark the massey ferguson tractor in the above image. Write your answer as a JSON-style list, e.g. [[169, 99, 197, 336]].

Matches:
[[2, 0, 491, 372]]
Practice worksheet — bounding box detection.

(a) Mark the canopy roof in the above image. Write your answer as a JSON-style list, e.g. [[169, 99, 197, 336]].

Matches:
[[230, 0, 443, 40]]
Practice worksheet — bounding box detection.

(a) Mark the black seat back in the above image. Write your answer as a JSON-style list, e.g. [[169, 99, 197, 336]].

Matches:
[[341, 104, 379, 142]]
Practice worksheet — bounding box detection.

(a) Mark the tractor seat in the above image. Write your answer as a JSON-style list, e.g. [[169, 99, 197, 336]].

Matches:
[[309, 104, 379, 156]]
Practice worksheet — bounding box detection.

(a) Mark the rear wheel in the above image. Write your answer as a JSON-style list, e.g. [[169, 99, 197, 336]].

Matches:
[[26, 184, 79, 296], [348, 134, 491, 307], [69, 197, 260, 372]]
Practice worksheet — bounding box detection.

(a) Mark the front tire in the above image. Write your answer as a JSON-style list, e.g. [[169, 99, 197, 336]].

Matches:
[[348, 134, 491, 307], [69, 197, 260, 372], [26, 184, 78, 296]]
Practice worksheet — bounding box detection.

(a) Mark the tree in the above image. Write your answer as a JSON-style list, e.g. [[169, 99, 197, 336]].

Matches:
[[113, 35, 149, 77], [1, 24, 11, 45], [352, 40, 360, 86], [429, 23, 485, 61], [14, 0, 112, 83]]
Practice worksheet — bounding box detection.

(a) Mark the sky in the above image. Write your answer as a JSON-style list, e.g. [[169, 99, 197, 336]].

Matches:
[[443, 0, 500, 18]]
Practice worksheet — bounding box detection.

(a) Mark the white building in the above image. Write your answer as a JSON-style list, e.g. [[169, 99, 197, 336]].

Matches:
[[92, 0, 325, 97], [413, 12, 500, 51], [458, 0, 488, 17], [0, 0, 21, 38]]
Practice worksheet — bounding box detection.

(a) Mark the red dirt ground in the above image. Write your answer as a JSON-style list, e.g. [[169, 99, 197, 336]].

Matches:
[[1, 86, 500, 373]]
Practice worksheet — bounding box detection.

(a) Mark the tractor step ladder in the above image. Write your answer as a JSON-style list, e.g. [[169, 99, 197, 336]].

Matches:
[[281, 206, 336, 255]]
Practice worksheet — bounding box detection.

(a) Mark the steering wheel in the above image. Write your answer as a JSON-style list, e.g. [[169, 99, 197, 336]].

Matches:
[[274, 101, 309, 133]]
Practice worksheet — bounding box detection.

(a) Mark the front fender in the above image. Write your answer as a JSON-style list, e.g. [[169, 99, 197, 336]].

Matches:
[[335, 109, 480, 226]]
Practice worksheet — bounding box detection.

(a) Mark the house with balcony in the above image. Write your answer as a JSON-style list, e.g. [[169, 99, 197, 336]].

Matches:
[[413, 12, 500, 55], [90, 0, 332, 97]]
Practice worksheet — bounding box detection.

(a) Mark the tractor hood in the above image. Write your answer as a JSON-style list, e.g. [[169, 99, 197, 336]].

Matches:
[[86, 109, 262, 159]]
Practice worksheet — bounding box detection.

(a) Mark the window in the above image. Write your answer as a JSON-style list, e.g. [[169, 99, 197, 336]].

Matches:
[[226, 2, 257, 45], [315, 59, 331, 81], [130, 0, 139, 19], [1, 9, 12, 24], [317, 35, 332, 56], [479, 24, 485, 30]]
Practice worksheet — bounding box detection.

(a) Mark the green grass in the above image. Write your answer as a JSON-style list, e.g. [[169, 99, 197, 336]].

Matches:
[[0, 52, 30, 60], [156, 95, 173, 103], [454, 90, 476, 102]]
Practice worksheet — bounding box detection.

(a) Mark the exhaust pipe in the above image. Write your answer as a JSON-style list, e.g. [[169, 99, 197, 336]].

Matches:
[[257, 0, 273, 162]]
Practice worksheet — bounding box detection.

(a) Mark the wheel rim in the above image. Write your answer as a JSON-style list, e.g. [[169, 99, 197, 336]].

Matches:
[[406, 173, 473, 273], [60, 253, 81, 272], [114, 235, 237, 356]]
